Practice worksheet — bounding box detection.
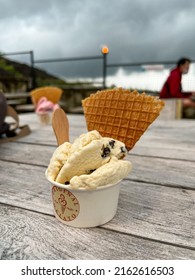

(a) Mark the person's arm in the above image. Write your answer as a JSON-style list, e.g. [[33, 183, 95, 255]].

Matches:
[[168, 72, 192, 98]]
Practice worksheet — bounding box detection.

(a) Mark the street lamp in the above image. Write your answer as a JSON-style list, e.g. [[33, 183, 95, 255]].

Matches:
[[101, 46, 109, 88]]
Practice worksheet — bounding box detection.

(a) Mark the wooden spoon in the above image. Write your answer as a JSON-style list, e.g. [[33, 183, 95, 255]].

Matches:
[[52, 108, 69, 145]]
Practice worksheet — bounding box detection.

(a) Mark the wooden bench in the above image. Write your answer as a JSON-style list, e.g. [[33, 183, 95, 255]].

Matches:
[[4, 92, 35, 113], [7, 98, 27, 106], [15, 104, 35, 112], [158, 99, 182, 120]]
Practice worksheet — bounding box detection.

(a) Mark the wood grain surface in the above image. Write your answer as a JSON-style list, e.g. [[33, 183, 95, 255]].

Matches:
[[0, 113, 195, 259]]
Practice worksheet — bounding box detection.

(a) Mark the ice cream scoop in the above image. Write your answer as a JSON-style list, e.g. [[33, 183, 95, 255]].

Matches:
[[35, 97, 59, 114], [47, 130, 131, 189], [70, 157, 131, 189]]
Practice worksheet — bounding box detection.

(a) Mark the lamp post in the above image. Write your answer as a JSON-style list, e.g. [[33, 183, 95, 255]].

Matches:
[[101, 46, 109, 88], [30, 50, 36, 89]]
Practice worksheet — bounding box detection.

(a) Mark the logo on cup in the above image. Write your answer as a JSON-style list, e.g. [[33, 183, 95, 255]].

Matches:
[[52, 186, 80, 222]]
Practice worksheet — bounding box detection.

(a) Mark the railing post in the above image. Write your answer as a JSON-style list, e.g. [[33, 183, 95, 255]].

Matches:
[[101, 46, 109, 89], [30, 50, 36, 89]]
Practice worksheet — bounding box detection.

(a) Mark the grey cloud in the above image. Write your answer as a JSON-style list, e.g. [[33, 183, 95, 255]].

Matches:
[[1, 0, 195, 78]]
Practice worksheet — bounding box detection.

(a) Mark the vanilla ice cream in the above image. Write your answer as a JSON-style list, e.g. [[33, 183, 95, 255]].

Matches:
[[47, 130, 132, 189]]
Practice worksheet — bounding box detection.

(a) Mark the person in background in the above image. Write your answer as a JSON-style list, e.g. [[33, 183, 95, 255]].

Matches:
[[160, 57, 195, 99], [0, 91, 16, 138]]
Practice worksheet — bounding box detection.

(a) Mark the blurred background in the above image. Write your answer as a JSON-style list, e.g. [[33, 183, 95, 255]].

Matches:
[[0, 0, 195, 117]]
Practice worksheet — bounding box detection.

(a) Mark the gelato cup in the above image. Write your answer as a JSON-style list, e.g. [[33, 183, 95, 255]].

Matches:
[[37, 112, 52, 125], [45, 170, 121, 228]]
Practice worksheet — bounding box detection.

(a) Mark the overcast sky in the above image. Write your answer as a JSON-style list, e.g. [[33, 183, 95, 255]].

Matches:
[[1, 0, 195, 80]]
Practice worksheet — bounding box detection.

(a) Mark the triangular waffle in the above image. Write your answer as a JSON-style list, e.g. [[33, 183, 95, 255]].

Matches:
[[30, 86, 63, 105], [82, 88, 164, 150]]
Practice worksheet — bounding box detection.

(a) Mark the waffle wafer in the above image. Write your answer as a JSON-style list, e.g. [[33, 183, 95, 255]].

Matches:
[[82, 88, 164, 150], [30, 86, 63, 105]]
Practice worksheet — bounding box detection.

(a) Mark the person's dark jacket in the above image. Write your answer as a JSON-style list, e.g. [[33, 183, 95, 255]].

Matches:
[[0, 92, 9, 134]]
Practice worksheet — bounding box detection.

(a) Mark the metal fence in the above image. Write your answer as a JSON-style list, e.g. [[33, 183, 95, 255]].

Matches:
[[1, 50, 195, 94]]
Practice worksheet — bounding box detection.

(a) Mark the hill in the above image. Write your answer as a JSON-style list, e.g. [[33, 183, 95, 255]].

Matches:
[[0, 55, 103, 113], [0, 56, 67, 92]]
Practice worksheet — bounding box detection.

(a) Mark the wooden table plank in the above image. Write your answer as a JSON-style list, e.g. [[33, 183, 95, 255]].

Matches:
[[108, 180, 195, 249], [0, 142, 194, 189], [15, 135, 194, 162], [18, 113, 195, 128], [17, 134, 194, 162], [19, 113, 87, 130], [1, 113, 195, 260], [15, 113, 195, 160], [0, 161, 194, 249], [128, 155, 195, 190], [0, 162, 51, 214], [0, 204, 195, 260]]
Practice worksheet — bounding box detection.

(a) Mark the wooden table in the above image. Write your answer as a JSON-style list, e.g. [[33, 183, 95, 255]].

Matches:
[[0, 113, 195, 260]]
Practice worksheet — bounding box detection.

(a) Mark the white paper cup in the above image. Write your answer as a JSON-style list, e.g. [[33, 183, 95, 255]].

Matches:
[[37, 112, 52, 125], [45, 170, 121, 228]]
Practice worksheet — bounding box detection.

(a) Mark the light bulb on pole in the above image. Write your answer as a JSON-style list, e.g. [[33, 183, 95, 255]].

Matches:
[[101, 46, 109, 88], [101, 46, 109, 55]]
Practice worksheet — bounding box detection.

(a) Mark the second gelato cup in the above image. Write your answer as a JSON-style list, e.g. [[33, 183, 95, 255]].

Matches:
[[45, 170, 121, 228], [37, 112, 52, 125]]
